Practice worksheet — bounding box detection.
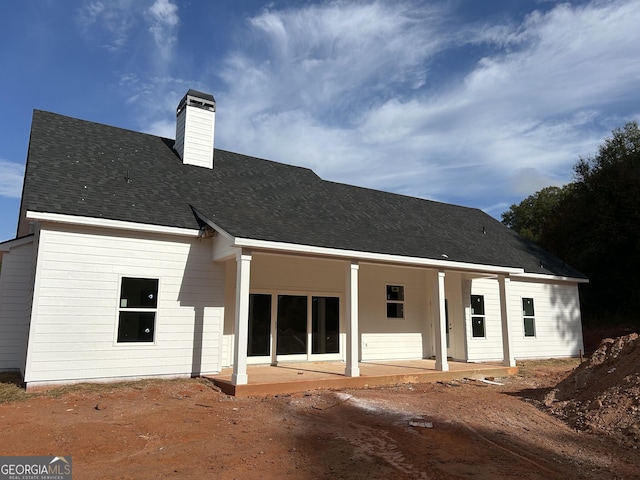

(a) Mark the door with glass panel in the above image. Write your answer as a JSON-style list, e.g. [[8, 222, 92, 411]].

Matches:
[[247, 293, 340, 362]]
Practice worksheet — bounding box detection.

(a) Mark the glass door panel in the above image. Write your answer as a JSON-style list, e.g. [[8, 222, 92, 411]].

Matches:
[[276, 295, 308, 355], [248, 294, 271, 357], [312, 297, 339, 354]]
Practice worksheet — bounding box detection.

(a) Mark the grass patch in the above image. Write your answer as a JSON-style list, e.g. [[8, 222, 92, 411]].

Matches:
[[0, 372, 30, 404]]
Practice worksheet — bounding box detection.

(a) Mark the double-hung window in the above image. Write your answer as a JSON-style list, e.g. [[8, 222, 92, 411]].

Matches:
[[470, 294, 486, 338], [117, 277, 158, 343], [522, 298, 536, 337], [386, 285, 405, 318]]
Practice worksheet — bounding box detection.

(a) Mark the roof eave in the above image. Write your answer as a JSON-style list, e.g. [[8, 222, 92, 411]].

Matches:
[[25, 211, 199, 237], [512, 272, 589, 284], [233, 237, 525, 275]]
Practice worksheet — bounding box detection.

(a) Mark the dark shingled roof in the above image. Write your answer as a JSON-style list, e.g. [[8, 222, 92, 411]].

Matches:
[[20, 110, 586, 278]]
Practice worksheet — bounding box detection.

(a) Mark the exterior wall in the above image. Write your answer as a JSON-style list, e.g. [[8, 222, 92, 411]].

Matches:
[[358, 264, 429, 361], [443, 271, 466, 361], [464, 276, 584, 362], [219, 251, 585, 367], [508, 278, 584, 358], [0, 240, 35, 372], [222, 256, 438, 365], [24, 223, 225, 386], [466, 278, 508, 362], [221, 258, 236, 368], [222, 254, 347, 366]]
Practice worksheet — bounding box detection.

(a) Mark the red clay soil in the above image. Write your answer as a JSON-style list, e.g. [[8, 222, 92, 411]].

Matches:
[[1, 355, 639, 480], [544, 333, 640, 449]]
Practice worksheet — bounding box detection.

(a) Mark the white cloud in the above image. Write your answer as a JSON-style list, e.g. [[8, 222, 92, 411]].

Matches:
[[77, 0, 137, 51], [77, 0, 179, 62], [146, 0, 179, 63], [210, 0, 640, 211], [0, 160, 25, 198]]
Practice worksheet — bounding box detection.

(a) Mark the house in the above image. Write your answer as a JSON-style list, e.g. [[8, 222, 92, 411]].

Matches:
[[0, 89, 587, 390]]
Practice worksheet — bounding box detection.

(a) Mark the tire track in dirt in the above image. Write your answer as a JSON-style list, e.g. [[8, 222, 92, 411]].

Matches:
[[346, 422, 431, 480]]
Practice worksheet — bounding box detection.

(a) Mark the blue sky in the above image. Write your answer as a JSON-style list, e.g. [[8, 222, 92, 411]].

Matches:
[[1, 0, 639, 241]]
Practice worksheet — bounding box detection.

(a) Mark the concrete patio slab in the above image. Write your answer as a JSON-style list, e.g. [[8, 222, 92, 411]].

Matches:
[[210, 359, 518, 396]]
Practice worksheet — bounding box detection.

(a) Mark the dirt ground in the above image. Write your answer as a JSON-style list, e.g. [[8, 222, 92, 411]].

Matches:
[[1, 355, 639, 480]]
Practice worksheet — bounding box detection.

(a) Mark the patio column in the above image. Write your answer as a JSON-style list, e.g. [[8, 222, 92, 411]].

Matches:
[[345, 261, 360, 377], [232, 249, 252, 385], [434, 270, 449, 371], [498, 274, 516, 367]]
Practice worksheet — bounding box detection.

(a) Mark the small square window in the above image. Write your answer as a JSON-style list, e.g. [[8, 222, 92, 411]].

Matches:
[[120, 278, 158, 308], [117, 312, 156, 342], [386, 285, 404, 301], [387, 302, 404, 318]]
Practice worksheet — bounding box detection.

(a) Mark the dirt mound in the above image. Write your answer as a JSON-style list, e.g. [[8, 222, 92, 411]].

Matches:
[[543, 333, 640, 447]]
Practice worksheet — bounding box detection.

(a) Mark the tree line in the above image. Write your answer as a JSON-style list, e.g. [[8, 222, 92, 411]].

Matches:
[[502, 121, 640, 325]]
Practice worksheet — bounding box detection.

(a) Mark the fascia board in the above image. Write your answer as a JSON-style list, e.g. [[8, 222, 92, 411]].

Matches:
[[26, 211, 199, 237], [233, 237, 525, 275], [0, 235, 34, 251], [512, 272, 589, 284]]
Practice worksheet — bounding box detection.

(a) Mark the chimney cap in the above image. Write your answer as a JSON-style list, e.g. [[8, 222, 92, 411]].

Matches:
[[177, 89, 216, 115]]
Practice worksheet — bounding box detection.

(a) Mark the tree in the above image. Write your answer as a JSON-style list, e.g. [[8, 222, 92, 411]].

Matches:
[[503, 121, 640, 324], [501, 186, 569, 244]]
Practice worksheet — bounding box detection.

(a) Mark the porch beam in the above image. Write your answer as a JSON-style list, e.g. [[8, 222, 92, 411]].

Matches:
[[434, 270, 449, 371], [231, 250, 252, 385], [345, 261, 360, 377], [499, 274, 516, 367]]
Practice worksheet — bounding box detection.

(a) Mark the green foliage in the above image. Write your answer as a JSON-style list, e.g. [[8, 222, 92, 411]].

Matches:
[[501, 186, 569, 244], [503, 121, 640, 324]]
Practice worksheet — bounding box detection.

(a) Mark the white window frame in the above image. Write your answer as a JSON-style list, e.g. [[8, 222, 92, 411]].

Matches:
[[470, 294, 486, 338], [115, 276, 159, 345], [386, 284, 405, 319], [522, 297, 536, 338]]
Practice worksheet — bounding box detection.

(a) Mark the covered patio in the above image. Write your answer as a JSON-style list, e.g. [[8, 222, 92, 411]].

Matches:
[[211, 359, 518, 396]]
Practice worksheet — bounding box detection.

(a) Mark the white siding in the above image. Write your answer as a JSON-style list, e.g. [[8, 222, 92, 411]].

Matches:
[[222, 254, 347, 365], [222, 256, 434, 364], [466, 278, 505, 362], [218, 250, 585, 368], [179, 105, 215, 169], [509, 279, 584, 358], [0, 240, 35, 372], [464, 277, 584, 362], [358, 264, 429, 361], [24, 224, 224, 386], [250, 254, 346, 293]]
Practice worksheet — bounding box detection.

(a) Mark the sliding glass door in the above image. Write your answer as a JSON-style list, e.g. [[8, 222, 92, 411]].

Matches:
[[247, 293, 340, 361]]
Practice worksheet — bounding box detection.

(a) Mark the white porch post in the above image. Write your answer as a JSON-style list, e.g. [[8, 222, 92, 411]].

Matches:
[[499, 274, 516, 367], [434, 270, 449, 372], [231, 250, 252, 385], [345, 261, 360, 377]]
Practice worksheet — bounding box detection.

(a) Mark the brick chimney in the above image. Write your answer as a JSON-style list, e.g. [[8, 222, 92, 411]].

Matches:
[[175, 89, 215, 169]]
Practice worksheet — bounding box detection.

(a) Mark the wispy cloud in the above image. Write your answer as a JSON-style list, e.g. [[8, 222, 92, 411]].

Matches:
[[211, 0, 640, 212], [146, 0, 179, 63], [77, 0, 179, 61], [0, 160, 25, 198], [106, 0, 638, 215], [76, 0, 137, 52]]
